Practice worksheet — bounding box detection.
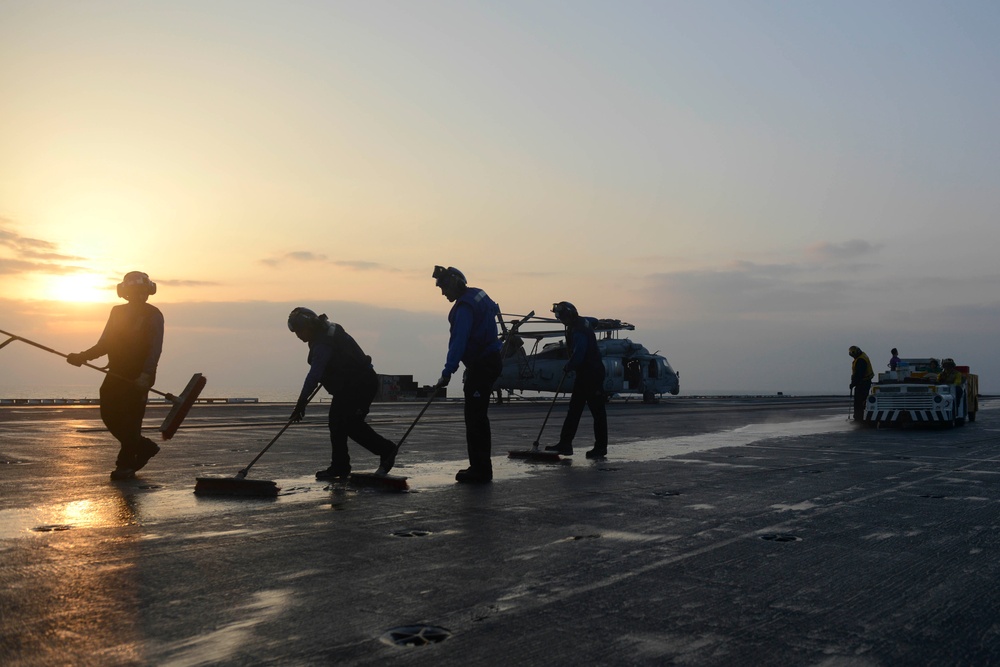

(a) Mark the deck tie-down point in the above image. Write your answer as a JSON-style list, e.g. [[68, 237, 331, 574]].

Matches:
[[380, 625, 452, 647]]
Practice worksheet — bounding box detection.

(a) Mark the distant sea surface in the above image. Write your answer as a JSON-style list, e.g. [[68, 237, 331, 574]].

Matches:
[[0, 385, 295, 403]]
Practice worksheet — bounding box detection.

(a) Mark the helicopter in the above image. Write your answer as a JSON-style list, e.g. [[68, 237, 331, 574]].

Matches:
[[493, 311, 680, 403]]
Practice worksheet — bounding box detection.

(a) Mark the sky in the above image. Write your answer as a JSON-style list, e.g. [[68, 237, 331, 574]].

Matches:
[[2, 1, 999, 399]]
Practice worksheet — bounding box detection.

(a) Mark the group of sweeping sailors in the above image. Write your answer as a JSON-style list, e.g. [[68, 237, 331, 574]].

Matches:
[[66, 266, 609, 482]]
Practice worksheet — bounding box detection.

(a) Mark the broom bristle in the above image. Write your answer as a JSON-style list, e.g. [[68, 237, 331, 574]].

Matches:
[[160, 373, 206, 440], [348, 472, 409, 491], [508, 449, 562, 462], [194, 476, 279, 497]]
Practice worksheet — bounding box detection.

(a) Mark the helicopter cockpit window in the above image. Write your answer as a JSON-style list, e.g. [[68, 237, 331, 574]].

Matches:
[[648, 360, 659, 379]]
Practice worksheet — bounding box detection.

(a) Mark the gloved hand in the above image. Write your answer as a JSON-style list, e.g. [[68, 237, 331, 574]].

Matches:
[[436, 372, 451, 388], [135, 372, 154, 390], [290, 401, 307, 423], [849, 383, 855, 390], [66, 352, 86, 367]]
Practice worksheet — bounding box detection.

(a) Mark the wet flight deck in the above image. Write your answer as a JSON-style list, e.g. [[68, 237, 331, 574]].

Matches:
[[2, 396, 999, 665]]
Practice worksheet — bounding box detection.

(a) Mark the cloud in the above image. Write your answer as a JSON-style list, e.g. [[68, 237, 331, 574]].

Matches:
[[806, 239, 883, 262], [644, 260, 857, 321], [156, 279, 223, 288], [287, 251, 328, 263], [331, 260, 389, 271], [0, 257, 92, 276], [0, 220, 90, 275], [508, 270, 560, 278], [0, 223, 56, 254], [0, 258, 41, 275], [260, 251, 328, 267], [260, 251, 400, 272]]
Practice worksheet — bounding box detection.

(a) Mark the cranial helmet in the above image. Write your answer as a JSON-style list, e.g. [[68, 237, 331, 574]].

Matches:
[[433, 265, 467, 293], [942, 358, 956, 368], [848, 345, 861, 358], [287, 307, 322, 333], [552, 301, 578, 323], [117, 271, 156, 298]]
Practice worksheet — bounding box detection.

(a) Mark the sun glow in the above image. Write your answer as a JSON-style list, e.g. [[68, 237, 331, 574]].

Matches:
[[46, 274, 114, 303]]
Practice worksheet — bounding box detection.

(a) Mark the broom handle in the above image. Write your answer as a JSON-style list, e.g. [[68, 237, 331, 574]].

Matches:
[[533, 371, 568, 446], [395, 387, 440, 450], [0, 329, 174, 400], [238, 383, 323, 477]]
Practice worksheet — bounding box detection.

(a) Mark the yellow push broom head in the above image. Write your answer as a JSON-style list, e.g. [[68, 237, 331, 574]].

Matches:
[[160, 373, 206, 440]]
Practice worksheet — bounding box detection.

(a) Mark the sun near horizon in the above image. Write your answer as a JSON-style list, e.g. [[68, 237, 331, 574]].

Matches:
[[37, 273, 116, 304]]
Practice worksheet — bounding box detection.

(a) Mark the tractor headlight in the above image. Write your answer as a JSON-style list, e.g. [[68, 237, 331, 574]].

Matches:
[[867, 395, 876, 404], [934, 395, 943, 404]]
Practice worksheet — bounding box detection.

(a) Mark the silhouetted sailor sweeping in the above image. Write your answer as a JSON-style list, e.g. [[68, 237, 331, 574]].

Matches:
[[546, 301, 609, 459], [67, 271, 163, 480], [287, 307, 398, 480]]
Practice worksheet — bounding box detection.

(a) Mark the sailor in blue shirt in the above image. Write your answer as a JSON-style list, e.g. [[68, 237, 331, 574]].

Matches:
[[546, 301, 609, 459], [434, 266, 502, 483]]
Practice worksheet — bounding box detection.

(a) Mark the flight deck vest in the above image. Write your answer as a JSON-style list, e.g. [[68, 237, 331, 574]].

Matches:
[[450, 287, 501, 365], [568, 317, 604, 377], [308, 321, 373, 391], [852, 352, 874, 383]]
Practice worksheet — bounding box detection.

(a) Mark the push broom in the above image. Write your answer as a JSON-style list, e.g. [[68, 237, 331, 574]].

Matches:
[[346, 385, 443, 492], [508, 371, 567, 462], [193, 384, 323, 497], [0, 328, 205, 440]]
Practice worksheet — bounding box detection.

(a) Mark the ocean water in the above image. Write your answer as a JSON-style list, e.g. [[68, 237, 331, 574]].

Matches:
[[0, 384, 295, 403]]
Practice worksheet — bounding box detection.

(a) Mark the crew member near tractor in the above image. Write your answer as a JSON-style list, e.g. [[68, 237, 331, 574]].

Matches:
[[433, 265, 502, 483], [936, 358, 964, 411], [936, 358, 963, 386], [67, 271, 163, 480], [848, 345, 874, 422], [546, 301, 609, 458], [287, 307, 397, 479]]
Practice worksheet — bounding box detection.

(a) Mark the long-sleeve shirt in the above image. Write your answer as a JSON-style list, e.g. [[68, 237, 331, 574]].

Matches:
[[82, 302, 163, 381], [297, 321, 372, 404], [444, 303, 473, 376]]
